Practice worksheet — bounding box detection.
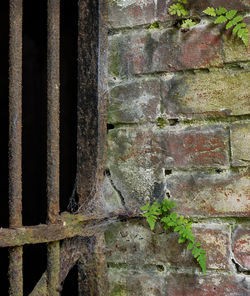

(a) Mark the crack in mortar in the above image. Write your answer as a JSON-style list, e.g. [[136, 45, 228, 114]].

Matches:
[[105, 169, 127, 210]]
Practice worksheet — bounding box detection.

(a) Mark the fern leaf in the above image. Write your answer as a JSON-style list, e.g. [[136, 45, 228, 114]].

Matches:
[[181, 19, 197, 29], [232, 16, 243, 25], [140, 203, 150, 211], [147, 216, 157, 231], [232, 23, 246, 34], [214, 15, 227, 24], [169, 3, 188, 17], [178, 236, 186, 243], [238, 28, 249, 46], [203, 7, 216, 17], [187, 241, 194, 250], [216, 6, 227, 16], [197, 252, 207, 275], [226, 10, 237, 20], [226, 20, 234, 30]]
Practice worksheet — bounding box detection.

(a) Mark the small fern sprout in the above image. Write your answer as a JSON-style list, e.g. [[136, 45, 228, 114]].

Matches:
[[140, 199, 207, 275]]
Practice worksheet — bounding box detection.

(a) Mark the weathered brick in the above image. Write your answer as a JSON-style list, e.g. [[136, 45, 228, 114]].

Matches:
[[108, 268, 249, 296], [166, 273, 249, 296], [231, 122, 250, 167], [157, 0, 250, 23], [233, 226, 250, 270], [161, 70, 250, 118], [105, 221, 231, 270], [166, 170, 250, 217], [108, 27, 223, 76], [108, 79, 161, 123], [108, 0, 156, 29], [107, 125, 229, 209], [108, 268, 166, 296], [108, 125, 229, 169]]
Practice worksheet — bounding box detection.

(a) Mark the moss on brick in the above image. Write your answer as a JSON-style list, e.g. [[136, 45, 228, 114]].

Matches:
[[110, 284, 127, 296]]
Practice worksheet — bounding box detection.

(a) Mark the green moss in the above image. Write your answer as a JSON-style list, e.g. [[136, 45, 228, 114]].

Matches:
[[149, 22, 160, 29], [157, 117, 167, 128], [109, 42, 120, 77], [110, 284, 127, 296]]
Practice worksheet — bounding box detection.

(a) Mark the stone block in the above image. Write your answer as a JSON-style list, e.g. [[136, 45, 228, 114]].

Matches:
[[107, 125, 229, 209], [166, 273, 249, 296], [166, 170, 250, 217], [231, 122, 250, 167], [108, 27, 223, 76], [108, 268, 166, 296], [108, 0, 156, 29], [161, 70, 250, 118], [108, 79, 161, 123], [105, 221, 231, 270], [233, 225, 250, 270]]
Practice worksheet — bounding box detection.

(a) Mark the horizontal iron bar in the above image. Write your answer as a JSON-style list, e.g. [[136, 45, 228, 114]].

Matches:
[[0, 210, 133, 248]]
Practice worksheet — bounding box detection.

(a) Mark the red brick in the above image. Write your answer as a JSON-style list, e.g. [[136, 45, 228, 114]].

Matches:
[[108, 125, 229, 169], [167, 170, 250, 217], [108, 0, 156, 29], [166, 273, 249, 296], [108, 28, 223, 76], [193, 226, 231, 270], [233, 226, 250, 270]]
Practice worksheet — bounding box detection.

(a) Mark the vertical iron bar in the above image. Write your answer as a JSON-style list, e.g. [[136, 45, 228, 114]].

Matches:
[[47, 0, 60, 224], [9, 0, 23, 295], [47, 0, 60, 295]]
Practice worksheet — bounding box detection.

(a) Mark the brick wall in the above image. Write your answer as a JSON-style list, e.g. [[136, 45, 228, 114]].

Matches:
[[104, 1, 250, 295]]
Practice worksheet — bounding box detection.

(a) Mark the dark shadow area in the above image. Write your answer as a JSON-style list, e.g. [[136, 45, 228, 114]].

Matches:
[[23, 244, 47, 295], [61, 264, 79, 295], [0, 248, 9, 295], [60, 0, 78, 213], [0, 1, 9, 228], [22, 0, 47, 226]]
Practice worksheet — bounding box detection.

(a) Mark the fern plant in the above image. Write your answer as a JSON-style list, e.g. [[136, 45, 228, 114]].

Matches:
[[168, 0, 249, 46], [140, 199, 207, 275], [168, 0, 197, 29], [203, 7, 248, 46], [168, 0, 188, 17]]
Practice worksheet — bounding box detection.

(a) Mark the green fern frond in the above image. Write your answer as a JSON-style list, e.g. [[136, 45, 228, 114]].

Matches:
[[203, 7, 216, 17], [214, 15, 227, 24], [232, 22, 246, 34], [181, 19, 197, 29], [141, 199, 207, 274], [169, 3, 188, 17], [238, 28, 248, 46], [216, 6, 227, 16], [226, 10, 237, 20]]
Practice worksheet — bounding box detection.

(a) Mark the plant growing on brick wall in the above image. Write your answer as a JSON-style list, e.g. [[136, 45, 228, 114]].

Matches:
[[203, 7, 248, 46], [168, 0, 249, 46], [140, 199, 207, 274]]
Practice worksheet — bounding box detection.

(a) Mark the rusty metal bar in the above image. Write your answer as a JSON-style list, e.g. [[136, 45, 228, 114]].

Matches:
[[0, 210, 129, 248], [9, 0, 23, 231], [78, 233, 108, 296], [47, 1, 60, 295], [47, 0, 60, 224], [9, 1, 23, 295]]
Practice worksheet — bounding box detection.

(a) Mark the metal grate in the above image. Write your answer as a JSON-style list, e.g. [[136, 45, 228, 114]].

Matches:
[[2, 0, 114, 295]]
